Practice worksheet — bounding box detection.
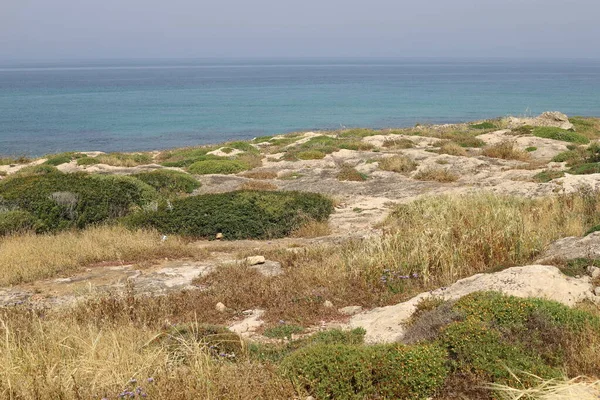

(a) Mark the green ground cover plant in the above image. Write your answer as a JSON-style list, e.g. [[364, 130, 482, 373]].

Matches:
[[133, 169, 200, 194]]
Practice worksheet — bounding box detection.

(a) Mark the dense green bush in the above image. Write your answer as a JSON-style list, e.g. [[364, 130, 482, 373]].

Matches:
[[127, 190, 333, 239], [76, 157, 100, 166], [470, 121, 496, 129], [281, 343, 447, 399], [0, 171, 157, 232], [281, 344, 375, 399], [296, 150, 326, 160], [0, 210, 39, 235], [533, 127, 590, 144], [532, 170, 565, 183], [43, 152, 86, 166], [569, 162, 600, 175], [133, 169, 200, 194], [187, 159, 248, 175]]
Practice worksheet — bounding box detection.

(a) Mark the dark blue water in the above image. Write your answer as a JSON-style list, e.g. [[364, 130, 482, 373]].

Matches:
[[0, 58, 599, 156]]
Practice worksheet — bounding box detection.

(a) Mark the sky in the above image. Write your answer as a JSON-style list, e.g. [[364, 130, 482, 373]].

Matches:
[[1, 0, 599, 61]]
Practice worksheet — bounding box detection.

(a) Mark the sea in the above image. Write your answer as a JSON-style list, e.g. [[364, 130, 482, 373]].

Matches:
[[0, 58, 599, 156]]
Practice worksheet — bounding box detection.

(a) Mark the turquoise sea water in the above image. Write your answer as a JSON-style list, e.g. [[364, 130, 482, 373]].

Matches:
[[0, 58, 599, 156]]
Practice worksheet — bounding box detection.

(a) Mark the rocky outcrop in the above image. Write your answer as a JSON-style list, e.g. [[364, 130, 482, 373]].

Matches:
[[537, 232, 600, 263], [347, 265, 593, 344], [505, 111, 574, 130]]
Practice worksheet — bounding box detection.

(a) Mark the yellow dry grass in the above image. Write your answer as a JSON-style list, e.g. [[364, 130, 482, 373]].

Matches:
[[0, 225, 196, 286], [291, 220, 332, 238], [378, 155, 417, 173], [413, 167, 459, 182], [238, 180, 278, 191], [482, 140, 530, 161]]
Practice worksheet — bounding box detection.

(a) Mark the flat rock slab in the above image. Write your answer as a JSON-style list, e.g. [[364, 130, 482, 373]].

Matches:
[[348, 265, 593, 344]]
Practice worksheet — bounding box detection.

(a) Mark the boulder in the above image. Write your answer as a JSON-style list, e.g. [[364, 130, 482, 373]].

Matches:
[[245, 256, 266, 265], [347, 265, 593, 344], [536, 232, 600, 263]]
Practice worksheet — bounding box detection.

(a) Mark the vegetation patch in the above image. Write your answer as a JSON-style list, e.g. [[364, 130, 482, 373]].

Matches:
[[187, 159, 248, 175], [0, 170, 156, 232], [127, 190, 333, 240], [43, 152, 87, 166], [379, 155, 417, 173], [95, 152, 153, 167], [525, 146, 537, 152], [481, 141, 530, 161], [533, 170, 565, 183], [438, 141, 467, 156], [296, 150, 326, 160], [532, 127, 590, 144], [238, 181, 278, 191], [0, 155, 31, 165], [414, 167, 459, 182], [133, 169, 200, 194], [568, 163, 600, 175], [337, 165, 368, 181], [382, 138, 415, 149], [470, 121, 497, 129]]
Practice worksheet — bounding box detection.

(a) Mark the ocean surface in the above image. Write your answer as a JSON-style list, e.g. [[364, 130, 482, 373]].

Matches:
[[0, 58, 599, 156]]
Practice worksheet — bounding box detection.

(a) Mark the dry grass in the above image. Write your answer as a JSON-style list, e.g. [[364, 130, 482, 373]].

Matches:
[[337, 165, 367, 181], [0, 226, 196, 285], [438, 141, 467, 156], [488, 373, 600, 400], [94, 152, 153, 167], [238, 181, 278, 191], [241, 170, 278, 180], [382, 138, 415, 149], [379, 155, 417, 173], [414, 167, 459, 182], [291, 220, 331, 238], [0, 310, 293, 399], [481, 141, 530, 161]]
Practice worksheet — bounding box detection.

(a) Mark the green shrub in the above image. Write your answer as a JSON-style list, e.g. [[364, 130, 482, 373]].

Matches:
[[470, 122, 496, 129], [263, 324, 304, 340], [281, 343, 447, 400], [568, 163, 600, 175], [337, 165, 368, 181], [511, 125, 534, 135], [525, 146, 537, 152], [0, 156, 31, 165], [252, 135, 274, 143], [296, 150, 326, 160], [133, 169, 200, 194], [127, 190, 333, 240], [533, 170, 565, 183], [43, 152, 86, 166], [552, 150, 582, 163], [0, 171, 157, 232], [12, 164, 59, 177], [369, 344, 448, 399], [0, 210, 39, 235], [281, 344, 374, 399], [226, 141, 260, 154], [533, 127, 590, 144], [76, 157, 100, 166], [187, 159, 248, 175]]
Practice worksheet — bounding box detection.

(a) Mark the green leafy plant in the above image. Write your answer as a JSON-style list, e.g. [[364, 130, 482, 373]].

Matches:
[[133, 169, 200, 194]]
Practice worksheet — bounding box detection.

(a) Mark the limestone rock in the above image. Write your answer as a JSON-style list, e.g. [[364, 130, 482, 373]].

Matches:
[[250, 260, 283, 277], [348, 265, 592, 344], [229, 309, 265, 336], [505, 111, 574, 131], [595, 287, 600, 297], [215, 302, 227, 312], [536, 232, 600, 263], [588, 266, 600, 279], [338, 305, 363, 316], [215, 232, 223, 240], [245, 256, 266, 266]]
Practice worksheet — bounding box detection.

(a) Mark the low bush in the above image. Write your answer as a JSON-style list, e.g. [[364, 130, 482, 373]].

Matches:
[[414, 167, 459, 182], [337, 165, 368, 181], [481, 141, 530, 161], [0, 171, 157, 231], [439, 132, 485, 148], [238, 181, 278, 191], [382, 138, 415, 149], [281, 343, 448, 399], [533, 127, 590, 144], [133, 169, 200, 194], [94, 152, 153, 167], [438, 141, 467, 156], [470, 121, 496, 129], [43, 152, 86, 166], [241, 170, 278, 179], [187, 159, 248, 175], [296, 150, 326, 160], [0, 155, 31, 165], [379, 155, 418, 173], [76, 156, 100, 166], [511, 125, 534, 135], [0, 210, 39, 235], [525, 146, 537, 152], [533, 170, 565, 183], [569, 163, 600, 175], [127, 190, 333, 240]]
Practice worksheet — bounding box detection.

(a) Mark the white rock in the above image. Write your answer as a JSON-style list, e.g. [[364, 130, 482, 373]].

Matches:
[[215, 232, 223, 240], [245, 256, 266, 266], [323, 300, 334, 308], [229, 309, 265, 335], [595, 287, 600, 297], [338, 306, 363, 316], [588, 266, 600, 279], [537, 232, 600, 263], [348, 265, 593, 344], [215, 302, 227, 312]]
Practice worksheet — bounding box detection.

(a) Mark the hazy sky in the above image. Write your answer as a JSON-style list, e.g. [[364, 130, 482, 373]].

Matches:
[[1, 0, 599, 60]]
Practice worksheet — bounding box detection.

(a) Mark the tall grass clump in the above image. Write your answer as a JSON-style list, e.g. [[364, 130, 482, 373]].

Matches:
[[481, 141, 530, 161], [378, 155, 417, 173], [345, 191, 600, 285], [0, 225, 195, 285]]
